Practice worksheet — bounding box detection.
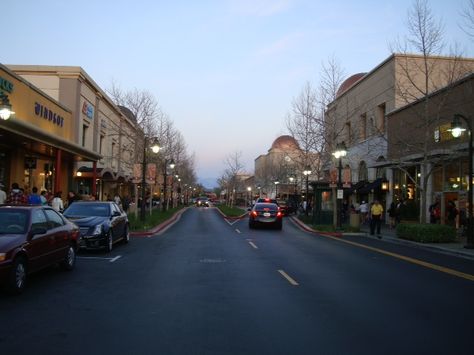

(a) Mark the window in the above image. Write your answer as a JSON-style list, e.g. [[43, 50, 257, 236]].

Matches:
[[44, 209, 65, 229], [377, 103, 386, 132], [360, 113, 367, 140], [31, 209, 48, 231], [359, 161, 368, 181], [345, 122, 352, 145], [99, 135, 104, 154], [82, 124, 88, 147]]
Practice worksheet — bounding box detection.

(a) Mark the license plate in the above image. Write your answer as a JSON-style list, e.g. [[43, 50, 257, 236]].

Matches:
[[263, 212, 271, 217]]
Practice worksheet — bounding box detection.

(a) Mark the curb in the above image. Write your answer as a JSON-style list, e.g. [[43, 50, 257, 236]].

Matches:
[[289, 216, 343, 238], [215, 206, 248, 220], [130, 207, 189, 237]]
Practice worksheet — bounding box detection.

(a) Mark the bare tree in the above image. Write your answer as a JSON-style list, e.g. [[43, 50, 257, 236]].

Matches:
[[460, 0, 474, 39], [388, 0, 472, 223], [221, 151, 245, 207]]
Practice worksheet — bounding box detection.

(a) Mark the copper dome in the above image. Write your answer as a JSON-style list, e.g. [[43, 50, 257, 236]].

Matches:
[[336, 73, 367, 98], [271, 135, 300, 150]]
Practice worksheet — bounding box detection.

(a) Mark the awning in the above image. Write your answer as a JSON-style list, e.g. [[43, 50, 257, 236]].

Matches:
[[358, 178, 384, 194]]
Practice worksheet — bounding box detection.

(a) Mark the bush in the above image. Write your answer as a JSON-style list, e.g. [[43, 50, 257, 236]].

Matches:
[[396, 223, 456, 243]]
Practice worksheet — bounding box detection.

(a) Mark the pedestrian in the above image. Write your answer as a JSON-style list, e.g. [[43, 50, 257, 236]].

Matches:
[[6, 183, 27, 205], [28, 186, 42, 205], [359, 201, 369, 224], [429, 200, 441, 224], [446, 200, 458, 227], [51, 191, 64, 212], [388, 201, 397, 228], [40, 190, 48, 205], [67, 191, 80, 207], [370, 199, 384, 238], [122, 195, 130, 212], [0, 182, 6, 204], [114, 193, 121, 206]]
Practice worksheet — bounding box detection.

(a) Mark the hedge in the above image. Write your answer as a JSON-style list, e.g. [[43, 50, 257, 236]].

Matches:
[[396, 223, 456, 243]]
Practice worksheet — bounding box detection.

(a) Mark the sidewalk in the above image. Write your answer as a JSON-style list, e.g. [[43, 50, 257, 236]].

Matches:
[[351, 222, 474, 260]]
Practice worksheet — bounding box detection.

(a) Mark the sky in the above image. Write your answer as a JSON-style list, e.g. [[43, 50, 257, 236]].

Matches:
[[3, 0, 474, 187]]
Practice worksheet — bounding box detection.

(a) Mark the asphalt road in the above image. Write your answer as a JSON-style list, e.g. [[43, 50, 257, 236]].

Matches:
[[1, 207, 473, 355]]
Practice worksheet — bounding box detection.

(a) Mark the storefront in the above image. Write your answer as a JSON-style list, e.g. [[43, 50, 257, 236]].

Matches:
[[0, 64, 100, 200]]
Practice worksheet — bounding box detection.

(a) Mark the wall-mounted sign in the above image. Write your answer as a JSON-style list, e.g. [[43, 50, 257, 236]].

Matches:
[[34, 102, 65, 127], [82, 101, 94, 119], [0, 76, 14, 93]]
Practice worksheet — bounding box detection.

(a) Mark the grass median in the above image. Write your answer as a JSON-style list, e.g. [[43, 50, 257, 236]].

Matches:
[[128, 205, 185, 232], [216, 204, 247, 217]]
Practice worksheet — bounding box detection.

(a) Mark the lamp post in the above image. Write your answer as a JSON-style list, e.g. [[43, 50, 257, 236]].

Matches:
[[449, 114, 473, 249], [274, 180, 280, 199], [140, 137, 160, 221], [303, 166, 312, 216], [247, 186, 252, 207], [162, 158, 175, 211], [333, 142, 347, 229]]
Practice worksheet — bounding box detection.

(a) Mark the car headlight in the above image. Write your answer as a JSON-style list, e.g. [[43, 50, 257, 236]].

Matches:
[[92, 224, 103, 236]]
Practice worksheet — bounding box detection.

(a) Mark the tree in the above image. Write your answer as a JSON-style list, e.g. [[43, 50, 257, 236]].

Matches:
[[220, 152, 245, 207], [388, 0, 473, 223], [460, 0, 474, 39]]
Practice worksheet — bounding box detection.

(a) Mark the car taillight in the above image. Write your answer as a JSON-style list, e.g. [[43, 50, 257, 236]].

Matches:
[[251, 211, 258, 217], [277, 211, 282, 217]]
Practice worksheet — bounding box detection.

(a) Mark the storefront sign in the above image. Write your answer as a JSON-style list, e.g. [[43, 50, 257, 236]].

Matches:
[[34, 102, 65, 127], [82, 101, 94, 119], [0, 76, 14, 93]]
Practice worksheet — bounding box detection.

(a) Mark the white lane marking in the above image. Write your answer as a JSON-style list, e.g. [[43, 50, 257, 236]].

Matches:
[[77, 256, 120, 262], [110, 255, 122, 263], [225, 219, 240, 226], [278, 269, 299, 286], [235, 229, 241, 234], [248, 241, 258, 249]]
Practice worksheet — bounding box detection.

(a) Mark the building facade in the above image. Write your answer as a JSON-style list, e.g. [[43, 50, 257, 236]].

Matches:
[[0, 64, 100, 200], [8, 65, 138, 201]]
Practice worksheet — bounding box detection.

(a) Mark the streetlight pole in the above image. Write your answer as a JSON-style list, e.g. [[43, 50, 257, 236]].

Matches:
[[140, 137, 160, 221], [162, 158, 175, 212], [450, 114, 473, 249], [274, 180, 279, 199], [303, 167, 312, 216], [333, 142, 347, 229]]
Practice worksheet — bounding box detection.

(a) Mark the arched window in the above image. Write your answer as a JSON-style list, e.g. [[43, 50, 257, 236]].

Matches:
[[359, 161, 368, 181]]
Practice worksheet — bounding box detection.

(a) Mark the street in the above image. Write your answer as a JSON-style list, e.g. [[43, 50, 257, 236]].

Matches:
[[1, 207, 473, 355]]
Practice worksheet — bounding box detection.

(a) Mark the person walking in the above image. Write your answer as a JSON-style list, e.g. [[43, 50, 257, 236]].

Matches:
[[6, 183, 27, 205], [0, 182, 6, 204], [370, 199, 384, 238], [388, 201, 397, 229], [51, 191, 64, 212], [28, 186, 42, 205], [359, 201, 369, 224]]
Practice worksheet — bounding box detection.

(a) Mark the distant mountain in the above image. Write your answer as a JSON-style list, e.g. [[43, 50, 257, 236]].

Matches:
[[199, 177, 218, 189]]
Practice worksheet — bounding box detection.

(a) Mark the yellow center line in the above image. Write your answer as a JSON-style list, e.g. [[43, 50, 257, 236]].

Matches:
[[323, 234, 474, 282], [278, 269, 299, 286]]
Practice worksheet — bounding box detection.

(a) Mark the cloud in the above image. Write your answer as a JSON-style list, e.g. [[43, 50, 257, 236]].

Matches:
[[229, 0, 293, 17]]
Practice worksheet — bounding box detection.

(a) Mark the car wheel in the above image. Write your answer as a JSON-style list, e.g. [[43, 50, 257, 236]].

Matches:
[[8, 256, 27, 294], [106, 232, 113, 253], [276, 222, 283, 230], [249, 220, 254, 229], [61, 245, 76, 271], [123, 225, 130, 244]]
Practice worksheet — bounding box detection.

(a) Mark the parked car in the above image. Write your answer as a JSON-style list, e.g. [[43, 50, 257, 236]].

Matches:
[[0, 205, 80, 294], [63, 201, 129, 252], [248, 202, 283, 230]]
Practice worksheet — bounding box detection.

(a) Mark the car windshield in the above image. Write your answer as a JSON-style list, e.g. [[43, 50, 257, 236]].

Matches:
[[64, 203, 110, 217], [0, 210, 29, 234]]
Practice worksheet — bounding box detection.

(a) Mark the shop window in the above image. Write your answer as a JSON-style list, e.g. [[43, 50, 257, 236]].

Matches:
[[82, 124, 88, 147], [360, 113, 367, 141]]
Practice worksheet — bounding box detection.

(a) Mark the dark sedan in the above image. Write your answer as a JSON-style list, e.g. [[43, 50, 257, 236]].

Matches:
[[0, 205, 79, 294], [248, 202, 283, 230], [63, 201, 129, 252]]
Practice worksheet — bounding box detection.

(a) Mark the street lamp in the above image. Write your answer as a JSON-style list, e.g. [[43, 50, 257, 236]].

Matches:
[[332, 141, 347, 229], [449, 114, 473, 249], [140, 137, 160, 221], [0, 92, 15, 120], [274, 180, 280, 199], [303, 166, 312, 215], [162, 158, 175, 211], [247, 186, 252, 206]]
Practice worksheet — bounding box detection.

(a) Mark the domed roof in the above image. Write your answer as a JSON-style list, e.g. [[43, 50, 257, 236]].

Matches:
[[271, 135, 300, 150], [118, 105, 137, 122], [336, 73, 367, 98]]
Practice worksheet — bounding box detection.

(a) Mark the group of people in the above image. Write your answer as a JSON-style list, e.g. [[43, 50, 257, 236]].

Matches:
[[0, 182, 82, 212], [355, 200, 385, 237]]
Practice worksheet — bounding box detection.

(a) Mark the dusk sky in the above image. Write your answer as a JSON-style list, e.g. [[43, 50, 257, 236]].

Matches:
[[3, 0, 474, 186]]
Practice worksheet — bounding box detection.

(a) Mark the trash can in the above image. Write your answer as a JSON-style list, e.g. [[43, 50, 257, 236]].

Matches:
[[350, 212, 360, 229]]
